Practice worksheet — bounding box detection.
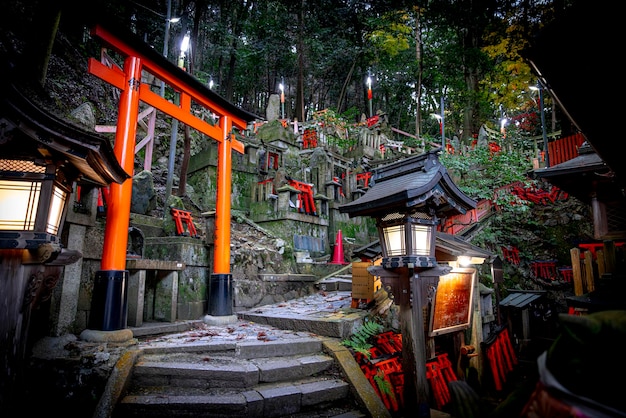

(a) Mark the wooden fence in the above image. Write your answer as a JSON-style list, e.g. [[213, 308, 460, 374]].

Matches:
[[570, 240, 624, 296]]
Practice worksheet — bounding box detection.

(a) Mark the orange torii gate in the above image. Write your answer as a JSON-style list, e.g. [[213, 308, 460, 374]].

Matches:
[[87, 23, 259, 330], [288, 179, 317, 215]]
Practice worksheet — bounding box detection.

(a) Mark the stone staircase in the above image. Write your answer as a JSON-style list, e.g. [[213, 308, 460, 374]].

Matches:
[[111, 332, 370, 417]]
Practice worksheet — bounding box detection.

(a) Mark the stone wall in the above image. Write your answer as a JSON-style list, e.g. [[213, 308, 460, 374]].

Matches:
[[55, 204, 331, 333], [143, 236, 209, 320]]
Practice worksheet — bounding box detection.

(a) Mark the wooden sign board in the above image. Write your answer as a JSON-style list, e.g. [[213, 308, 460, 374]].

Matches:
[[429, 268, 476, 337]]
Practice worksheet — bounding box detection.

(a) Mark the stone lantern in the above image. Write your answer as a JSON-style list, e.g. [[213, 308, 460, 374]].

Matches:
[[339, 150, 477, 417]]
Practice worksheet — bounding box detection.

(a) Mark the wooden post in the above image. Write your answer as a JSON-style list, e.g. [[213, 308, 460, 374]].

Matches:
[[583, 251, 595, 293], [570, 247, 583, 296], [213, 117, 233, 274], [407, 270, 431, 417], [597, 250, 606, 277], [101, 56, 141, 271], [603, 240, 616, 274]]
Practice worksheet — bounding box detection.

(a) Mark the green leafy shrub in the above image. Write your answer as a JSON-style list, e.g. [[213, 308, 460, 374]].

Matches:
[[341, 319, 384, 358]]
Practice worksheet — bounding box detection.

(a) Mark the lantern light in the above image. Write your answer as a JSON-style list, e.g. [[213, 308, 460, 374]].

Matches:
[[279, 81, 285, 119], [457, 255, 471, 266], [177, 32, 191, 69], [0, 159, 70, 240], [376, 211, 437, 268], [180, 32, 190, 54]]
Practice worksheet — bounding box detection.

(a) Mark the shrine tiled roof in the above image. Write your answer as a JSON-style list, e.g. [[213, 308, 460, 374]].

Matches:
[[339, 150, 476, 219]]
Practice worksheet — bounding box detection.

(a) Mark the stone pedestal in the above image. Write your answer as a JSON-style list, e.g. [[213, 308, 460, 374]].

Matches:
[[126, 258, 185, 327]]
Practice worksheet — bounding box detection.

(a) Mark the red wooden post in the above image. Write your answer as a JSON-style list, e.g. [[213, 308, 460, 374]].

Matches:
[[209, 118, 235, 316], [101, 56, 141, 271], [213, 118, 233, 275], [89, 55, 142, 331]]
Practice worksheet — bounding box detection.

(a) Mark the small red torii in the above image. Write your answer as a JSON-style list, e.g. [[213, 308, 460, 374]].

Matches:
[[356, 171, 372, 189], [170, 208, 198, 238], [287, 179, 317, 215], [302, 128, 318, 148]]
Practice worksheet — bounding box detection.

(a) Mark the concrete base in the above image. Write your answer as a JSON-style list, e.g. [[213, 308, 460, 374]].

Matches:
[[79, 328, 134, 343], [203, 314, 238, 325]]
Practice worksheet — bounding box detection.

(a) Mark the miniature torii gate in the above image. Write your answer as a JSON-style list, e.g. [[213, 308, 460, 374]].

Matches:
[[87, 23, 258, 330]]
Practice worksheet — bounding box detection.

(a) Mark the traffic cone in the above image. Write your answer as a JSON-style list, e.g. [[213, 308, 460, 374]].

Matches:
[[97, 188, 105, 215], [329, 230, 347, 264]]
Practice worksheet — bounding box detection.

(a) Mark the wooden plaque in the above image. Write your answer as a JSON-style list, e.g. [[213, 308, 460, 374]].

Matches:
[[429, 268, 475, 337]]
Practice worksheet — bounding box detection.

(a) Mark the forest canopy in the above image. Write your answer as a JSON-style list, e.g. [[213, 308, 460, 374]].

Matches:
[[3, 0, 578, 157]]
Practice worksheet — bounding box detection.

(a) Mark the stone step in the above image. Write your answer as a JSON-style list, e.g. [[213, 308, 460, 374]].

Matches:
[[316, 277, 353, 292], [131, 352, 335, 389], [140, 335, 324, 358], [113, 336, 367, 418], [115, 377, 353, 417], [237, 291, 366, 339]]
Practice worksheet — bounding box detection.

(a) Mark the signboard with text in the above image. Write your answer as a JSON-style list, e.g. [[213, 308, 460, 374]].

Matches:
[[429, 268, 475, 337]]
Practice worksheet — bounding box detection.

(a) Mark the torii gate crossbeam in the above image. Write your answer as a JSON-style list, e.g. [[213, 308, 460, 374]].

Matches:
[[86, 23, 257, 331]]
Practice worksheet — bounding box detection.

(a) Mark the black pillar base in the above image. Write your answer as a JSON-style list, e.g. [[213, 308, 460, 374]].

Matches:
[[209, 273, 232, 316], [89, 270, 128, 331]]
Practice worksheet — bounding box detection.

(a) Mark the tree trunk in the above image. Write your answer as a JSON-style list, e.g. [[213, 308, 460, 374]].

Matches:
[[414, 8, 423, 144], [337, 60, 357, 116], [295, 0, 306, 122], [462, 28, 481, 144], [24, 1, 63, 87]]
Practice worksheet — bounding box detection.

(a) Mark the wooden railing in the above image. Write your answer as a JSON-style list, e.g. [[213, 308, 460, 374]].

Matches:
[[438, 198, 493, 235], [548, 132, 585, 166]]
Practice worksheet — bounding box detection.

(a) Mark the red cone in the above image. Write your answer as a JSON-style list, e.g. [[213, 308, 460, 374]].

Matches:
[[329, 230, 347, 264]]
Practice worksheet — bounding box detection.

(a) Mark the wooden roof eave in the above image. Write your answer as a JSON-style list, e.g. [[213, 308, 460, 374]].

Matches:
[[0, 59, 128, 186], [436, 231, 493, 259], [522, 2, 625, 190], [339, 152, 476, 219]]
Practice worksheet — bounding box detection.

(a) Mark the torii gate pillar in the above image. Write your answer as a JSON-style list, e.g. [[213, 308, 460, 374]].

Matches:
[[208, 119, 235, 317], [85, 23, 252, 332], [88, 55, 141, 331]]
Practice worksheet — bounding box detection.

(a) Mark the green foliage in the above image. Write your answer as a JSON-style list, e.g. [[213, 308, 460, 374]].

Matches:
[[339, 106, 362, 123], [405, 133, 428, 149], [374, 370, 396, 398], [366, 11, 412, 59], [340, 319, 384, 358], [311, 109, 359, 150], [439, 146, 533, 207], [9, 0, 564, 163]]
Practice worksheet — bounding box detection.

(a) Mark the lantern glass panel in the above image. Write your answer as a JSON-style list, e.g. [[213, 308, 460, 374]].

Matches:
[[410, 223, 432, 256], [47, 184, 67, 235], [382, 224, 406, 256], [0, 180, 41, 230]]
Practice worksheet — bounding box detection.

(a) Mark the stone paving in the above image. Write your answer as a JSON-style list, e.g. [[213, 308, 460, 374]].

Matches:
[[131, 289, 365, 347], [30, 289, 450, 418], [237, 290, 367, 339]]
